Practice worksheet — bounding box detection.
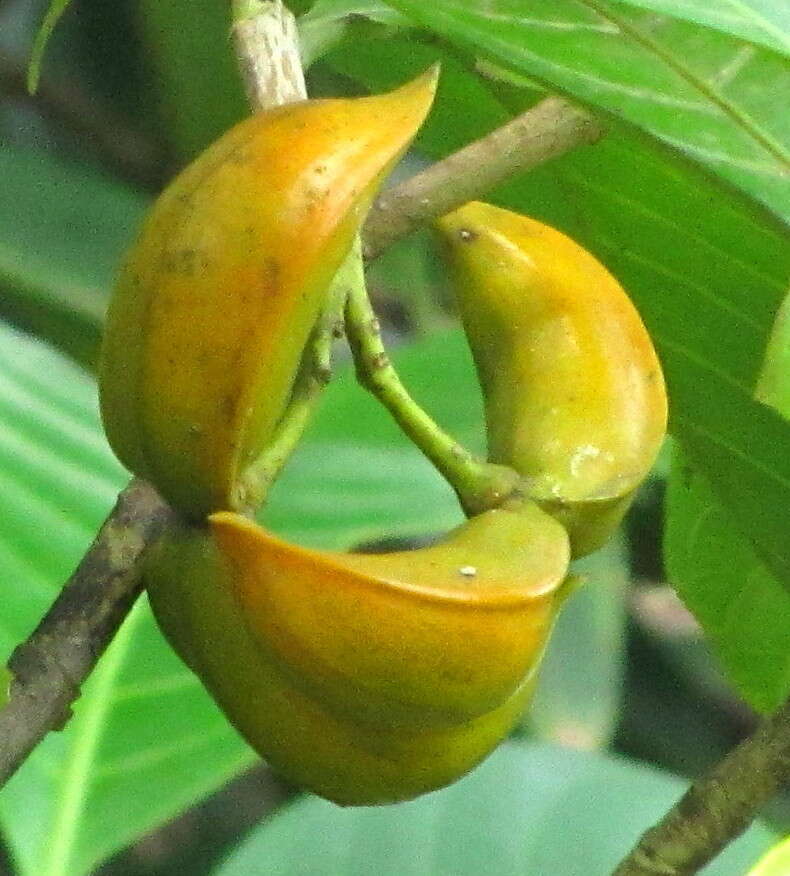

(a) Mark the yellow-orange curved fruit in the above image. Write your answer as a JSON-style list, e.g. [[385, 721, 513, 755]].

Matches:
[[100, 68, 437, 518], [214, 504, 569, 727], [437, 202, 667, 555], [145, 504, 571, 805]]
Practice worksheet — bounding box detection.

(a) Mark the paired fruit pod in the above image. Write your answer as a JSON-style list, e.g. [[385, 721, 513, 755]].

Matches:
[[145, 503, 571, 805], [100, 69, 437, 519], [437, 202, 668, 556]]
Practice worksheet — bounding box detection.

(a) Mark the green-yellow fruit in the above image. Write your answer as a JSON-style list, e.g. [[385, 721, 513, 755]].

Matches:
[[213, 503, 570, 727], [145, 505, 571, 805], [437, 202, 668, 556], [100, 68, 437, 519]]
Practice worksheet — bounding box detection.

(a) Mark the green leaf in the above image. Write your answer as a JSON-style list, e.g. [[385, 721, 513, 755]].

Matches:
[[386, 0, 790, 221], [669, 368, 790, 589], [0, 145, 146, 369], [665, 448, 790, 712], [215, 742, 775, 876], [305, 0, 402, 17], [526, 535, 629, 749], [608, 0, 790, 58]]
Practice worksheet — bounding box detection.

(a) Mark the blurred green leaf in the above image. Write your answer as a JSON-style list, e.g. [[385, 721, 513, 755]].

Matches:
[[665, 447, 790, 712], [609, 0, 790, 57], [306, 0, 402, 17], [215, 742, 775, 876], [748, 835, 790, 876], [387, 0, 790, 221], [136, 0, 247, 162], [0, 145, 146, 369], [669, 358, 790, 589], [667, 228, 790, 712], [526, 534, 629, 749], [367, 230, 448, 335], [0, 324, 253, 876]]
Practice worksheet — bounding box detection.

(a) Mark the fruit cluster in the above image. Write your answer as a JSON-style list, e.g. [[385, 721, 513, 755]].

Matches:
[[99, 70, 666, 805]]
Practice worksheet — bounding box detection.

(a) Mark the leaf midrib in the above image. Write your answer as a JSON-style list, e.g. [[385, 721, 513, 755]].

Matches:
[[721, 0, 790, 53], [581, 0, 790, 168], [612, 0, 790, 56]]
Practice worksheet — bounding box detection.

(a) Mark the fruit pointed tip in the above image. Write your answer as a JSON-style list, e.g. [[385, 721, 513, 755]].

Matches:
[[389, 63, 440, 115], [407, 61, 441, 94], [421, 61, 441, 91]]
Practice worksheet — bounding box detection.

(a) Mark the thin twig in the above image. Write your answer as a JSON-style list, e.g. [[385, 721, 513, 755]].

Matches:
[[231, 0, 306, 109], [0, 1, 606, 790], [613, 695, 790, 874], [0, 480, 172, 786], [362, 95, 603, 260], [344, 241, 519, 516], [239, 238, 353, 510], [0, 48, 166, 191]]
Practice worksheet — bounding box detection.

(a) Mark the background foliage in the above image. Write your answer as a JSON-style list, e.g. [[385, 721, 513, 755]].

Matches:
[[0, 0, 788, 873]]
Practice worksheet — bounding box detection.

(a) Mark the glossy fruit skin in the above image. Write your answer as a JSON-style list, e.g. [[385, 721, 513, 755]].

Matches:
[[437, 201, 667, 556], [100, 69, 437, 519], [145, 505, 570, 805]]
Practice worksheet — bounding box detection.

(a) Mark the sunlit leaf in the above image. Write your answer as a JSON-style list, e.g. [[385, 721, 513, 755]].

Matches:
[[748, 835, 790, 876], [387, 0, 790, 220], [609, 0, 790, 58]]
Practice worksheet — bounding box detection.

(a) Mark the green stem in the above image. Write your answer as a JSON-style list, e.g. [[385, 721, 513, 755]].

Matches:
[[239, 241, 356, 510], [343, 240, 520, 517]]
